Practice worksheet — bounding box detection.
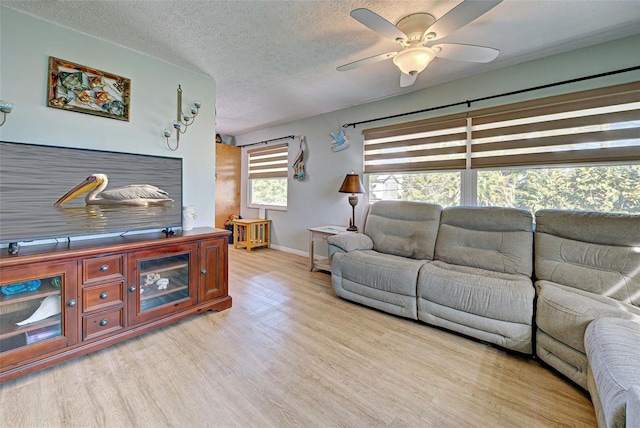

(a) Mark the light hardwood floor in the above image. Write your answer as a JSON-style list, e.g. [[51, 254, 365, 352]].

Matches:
[[0, 248, 597, 427]]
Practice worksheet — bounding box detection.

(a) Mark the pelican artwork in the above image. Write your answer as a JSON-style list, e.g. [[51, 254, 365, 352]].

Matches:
[[54, 173, 173, 207]]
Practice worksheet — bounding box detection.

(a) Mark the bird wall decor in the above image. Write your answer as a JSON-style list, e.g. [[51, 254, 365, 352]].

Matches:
[[331, 128, 350, 152]]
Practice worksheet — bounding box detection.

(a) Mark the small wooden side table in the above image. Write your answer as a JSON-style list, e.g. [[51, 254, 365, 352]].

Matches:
[[308, 225, 352, 272], [234, 219, 271, 252]]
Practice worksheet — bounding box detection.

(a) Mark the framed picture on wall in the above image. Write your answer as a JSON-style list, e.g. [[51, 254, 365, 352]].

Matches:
[[47, 56, 131, 121]]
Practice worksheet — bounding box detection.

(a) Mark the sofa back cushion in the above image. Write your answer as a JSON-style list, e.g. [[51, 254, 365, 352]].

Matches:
[[535, 209, 640, 307], [364, 201, 442, 260], [434, 206, 534, 276]]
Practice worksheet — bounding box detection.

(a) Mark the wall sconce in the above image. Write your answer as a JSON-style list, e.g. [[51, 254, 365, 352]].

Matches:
[[163, 85, 201, 151], [338, 171, 366, 232], [0, 100, 14, 127]]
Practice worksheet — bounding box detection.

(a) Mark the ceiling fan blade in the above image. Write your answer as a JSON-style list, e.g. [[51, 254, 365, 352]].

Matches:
[[400, 72, 418, 88], [337, 51, 397, 71], [433, 43, 499, 63], [351, 8, 407, 42], [425, 0, 502, 41]]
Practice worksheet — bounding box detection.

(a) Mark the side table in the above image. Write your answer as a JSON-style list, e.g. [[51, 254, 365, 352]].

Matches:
[[234, 218, 271, 252], [308, 225, 352, 272]]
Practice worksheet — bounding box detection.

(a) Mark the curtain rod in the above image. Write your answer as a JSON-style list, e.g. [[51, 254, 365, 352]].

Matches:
[[342, 65, 640, 129], [241, 135, 296, 148]]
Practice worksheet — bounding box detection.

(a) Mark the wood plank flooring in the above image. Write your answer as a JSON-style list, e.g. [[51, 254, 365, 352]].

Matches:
[[0, 247, 597, 427]]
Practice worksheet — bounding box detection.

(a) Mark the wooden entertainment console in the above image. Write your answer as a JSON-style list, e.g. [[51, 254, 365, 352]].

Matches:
[[0, 228, 231, 383]]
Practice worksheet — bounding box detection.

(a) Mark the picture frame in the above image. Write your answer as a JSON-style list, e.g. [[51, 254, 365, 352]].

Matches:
[[47, 56, 131, 121]]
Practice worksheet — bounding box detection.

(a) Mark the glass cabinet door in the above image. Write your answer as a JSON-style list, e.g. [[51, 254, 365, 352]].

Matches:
[[0, 261, 77, 367], [128, 244, 197, 324]]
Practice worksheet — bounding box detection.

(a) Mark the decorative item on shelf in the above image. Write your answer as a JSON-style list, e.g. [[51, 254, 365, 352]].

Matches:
[[0, 100, 13, 127], [15, 295, 61, 326], [26, 325, 61, 345], [182, 205, 197, 230], [292, 135, 306, 180], [156, 278, 169, 290], [1, 279, 41, 296], [163, 85, 202, 151], [142, 273, 161, 294], [330, 127, 350, 152], [338, 171, 366, 232], [50, 277, 61, 289]]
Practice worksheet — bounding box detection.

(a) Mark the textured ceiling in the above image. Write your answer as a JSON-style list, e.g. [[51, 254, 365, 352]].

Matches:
[[3, 0, 640, 136]]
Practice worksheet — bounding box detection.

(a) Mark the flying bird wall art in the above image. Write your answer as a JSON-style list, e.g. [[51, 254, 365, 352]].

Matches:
[[331, 128, 350, 152]]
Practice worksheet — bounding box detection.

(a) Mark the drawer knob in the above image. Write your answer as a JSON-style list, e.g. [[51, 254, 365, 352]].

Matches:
[[99, 319, 108, 326], [99, 292, 109, 299], [200, 269, 207, 275], [128, 286, 137, 292], [67, 299, 77, 307], [99, 265, 109, 272]]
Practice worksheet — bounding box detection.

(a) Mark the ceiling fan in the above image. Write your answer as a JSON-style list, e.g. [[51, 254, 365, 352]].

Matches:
[[337, 0, 502, 87]]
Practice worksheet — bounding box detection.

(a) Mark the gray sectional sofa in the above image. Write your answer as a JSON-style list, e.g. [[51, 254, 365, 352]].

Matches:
[[534, 210, 640, 389], [417, 206, 535, 354], [330, 201, 535, 353], [327, 200, 640, 427], [329, 200, 441, 320]]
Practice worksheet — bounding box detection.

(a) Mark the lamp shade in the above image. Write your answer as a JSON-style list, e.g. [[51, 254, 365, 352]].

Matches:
[[339, 173, 365, 194], [392, 47, 435, 75]]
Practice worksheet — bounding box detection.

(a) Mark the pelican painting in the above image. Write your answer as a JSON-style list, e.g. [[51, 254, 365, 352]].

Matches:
[[54, 173, 174, 207]]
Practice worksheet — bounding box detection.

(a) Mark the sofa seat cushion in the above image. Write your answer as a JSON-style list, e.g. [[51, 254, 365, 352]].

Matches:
[[585, 317, 640, 428], [536, 281, 640, 353], [418, 260, 534, 324], [417, 260, 534, 353], [334, 250, 425, 296], [330, 250, 427, 319]]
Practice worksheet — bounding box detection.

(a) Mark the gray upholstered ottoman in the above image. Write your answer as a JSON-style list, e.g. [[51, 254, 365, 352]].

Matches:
[[585, 317, 640, 428]]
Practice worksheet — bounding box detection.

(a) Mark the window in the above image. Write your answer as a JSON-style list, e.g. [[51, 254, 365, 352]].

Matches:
[[364, 82, 640, 213], [247, 143, 288, 208], [250, 178, 287, 206], [477, 165, 640, 214], [369, 172, 461, 207]]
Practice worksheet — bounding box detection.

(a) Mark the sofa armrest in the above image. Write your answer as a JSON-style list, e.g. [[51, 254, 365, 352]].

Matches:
[[327, 233, 374, 253]]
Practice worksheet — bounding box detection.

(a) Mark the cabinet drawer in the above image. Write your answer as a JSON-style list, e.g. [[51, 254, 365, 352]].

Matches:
[[82, 255, 124, 284], [82, 282, 124, 313], [83, 308, 124, 341]]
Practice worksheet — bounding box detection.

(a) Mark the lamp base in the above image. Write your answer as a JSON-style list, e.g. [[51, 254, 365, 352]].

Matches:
[[348, 196, 359, 232]]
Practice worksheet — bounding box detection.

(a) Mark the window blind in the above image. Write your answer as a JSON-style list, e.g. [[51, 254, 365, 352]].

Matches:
[[363, 113, 468, 173], [247, 143, 288, 179], [362, 82, 640, 174], [470, 82, 640, 168]]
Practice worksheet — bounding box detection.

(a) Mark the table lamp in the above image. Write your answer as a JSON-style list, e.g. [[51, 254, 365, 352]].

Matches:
[[339, 171, 366, 232]]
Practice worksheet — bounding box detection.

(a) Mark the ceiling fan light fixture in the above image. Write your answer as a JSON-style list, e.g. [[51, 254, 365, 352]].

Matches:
[[392, 47, 435, 75]]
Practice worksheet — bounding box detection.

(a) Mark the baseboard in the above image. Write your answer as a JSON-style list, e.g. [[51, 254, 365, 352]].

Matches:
[[269, 244, 307, 258], [263, 244, 330, 267]]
